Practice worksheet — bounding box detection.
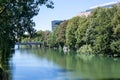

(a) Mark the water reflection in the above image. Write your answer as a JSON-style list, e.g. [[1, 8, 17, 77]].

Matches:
[[0, 49, 14, 80], [30, 50, 120, 79], [20, 48, 120, 79], [1, 48, 120, 80], [11, 48, 75, 80]]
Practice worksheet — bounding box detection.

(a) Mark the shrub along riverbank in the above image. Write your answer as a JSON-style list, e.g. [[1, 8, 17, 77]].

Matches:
[[22, 4, 120, 57]]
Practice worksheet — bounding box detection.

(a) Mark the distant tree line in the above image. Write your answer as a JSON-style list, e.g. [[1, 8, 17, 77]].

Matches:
[[23, 4, 120, 57]]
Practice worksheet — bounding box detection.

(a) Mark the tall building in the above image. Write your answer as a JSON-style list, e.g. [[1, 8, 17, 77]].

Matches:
[[51, 20, 64, 31], [77, 1, 119, 17]]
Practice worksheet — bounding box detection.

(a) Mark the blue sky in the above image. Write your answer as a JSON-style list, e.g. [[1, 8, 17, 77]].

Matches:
[[33, 0, 120, 31]]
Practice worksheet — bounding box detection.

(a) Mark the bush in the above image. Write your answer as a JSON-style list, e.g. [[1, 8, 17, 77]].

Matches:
[[77, 44, 94, 54], [110, 40, 120, 54]]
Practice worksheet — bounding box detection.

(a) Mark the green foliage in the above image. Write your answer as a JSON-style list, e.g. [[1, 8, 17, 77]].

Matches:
[[0, 0, 54, 53], [50, 26, 59, 47], [22, 30, 51, 47], [77, 5, 120, 56], [20, 3, 120, 56], [56, 20, 68, 47], [75, 17, 89, 48], [66, 16, 80, 50], [112, 5, 120, 40], [110, 40, 120, 54], [113, 24, 120, 37], [85, 8, 114, 54], [77, 44, 94, 54]]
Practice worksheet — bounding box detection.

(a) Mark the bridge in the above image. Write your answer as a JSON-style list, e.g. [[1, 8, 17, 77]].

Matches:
[[16, 42, 44, 48]]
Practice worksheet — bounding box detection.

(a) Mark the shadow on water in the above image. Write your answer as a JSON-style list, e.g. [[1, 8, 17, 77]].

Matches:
[[0, 49, 15, 80]]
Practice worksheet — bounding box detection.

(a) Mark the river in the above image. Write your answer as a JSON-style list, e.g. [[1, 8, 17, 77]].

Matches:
[[4, 48, 120, 80]]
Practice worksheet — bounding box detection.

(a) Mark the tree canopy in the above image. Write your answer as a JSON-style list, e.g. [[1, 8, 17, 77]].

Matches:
[[21, 3, 120, 57], [0, 0, 53, 53], [66, 16, 80, 50]]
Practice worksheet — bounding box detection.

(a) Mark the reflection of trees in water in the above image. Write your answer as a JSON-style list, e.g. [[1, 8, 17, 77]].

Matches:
[[17, 48, 120, 79], [30, 48, 120, 79], [0, 49, 14, 80]]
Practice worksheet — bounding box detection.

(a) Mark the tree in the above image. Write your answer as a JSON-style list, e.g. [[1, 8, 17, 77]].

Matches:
[[85, 7, 114, 55], [41, 30, 51, 46], [48, 26, 59, 47], [56, 20, 68, 48], [0, 0, 54, 53], [75, 16, 89, 49], [66, 16, 80, 50], [110, 4, 120, 55]]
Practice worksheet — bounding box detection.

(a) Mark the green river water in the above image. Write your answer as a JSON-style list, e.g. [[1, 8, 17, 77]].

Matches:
[[1, 48, 120, 80]]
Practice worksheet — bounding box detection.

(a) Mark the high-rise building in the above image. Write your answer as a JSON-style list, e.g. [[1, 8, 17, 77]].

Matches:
[[51, 20, 64, 31]]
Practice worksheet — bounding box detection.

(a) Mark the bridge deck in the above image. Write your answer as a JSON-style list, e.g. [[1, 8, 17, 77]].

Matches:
[[16, 42, 43, 45]]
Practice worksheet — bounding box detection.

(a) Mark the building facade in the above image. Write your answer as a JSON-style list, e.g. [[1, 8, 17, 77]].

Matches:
[[77, 1, 119, 17], [51, 20, 64, 31]]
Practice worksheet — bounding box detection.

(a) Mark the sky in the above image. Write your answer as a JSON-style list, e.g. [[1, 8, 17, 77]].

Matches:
[[33, 0, 120, 31]]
